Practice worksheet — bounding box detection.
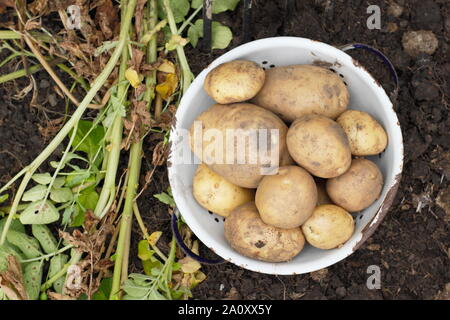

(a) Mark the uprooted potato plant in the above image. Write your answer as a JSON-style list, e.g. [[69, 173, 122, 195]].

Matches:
[[0, 0, 238, 300]]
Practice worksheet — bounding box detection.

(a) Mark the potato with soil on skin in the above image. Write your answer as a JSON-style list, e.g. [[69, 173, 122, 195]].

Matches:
[[337, 110, 388, 156], [302, 204, 355, 250], [252, 64, 349, 122], [286, 114, 352, 178], [326, 158, 383, 212], [204, 60, 266, 104], [189, 103, 293, 188], [224, 202, 305, 262], [193, 164, 255, 217], [255, 166, 317, 229]]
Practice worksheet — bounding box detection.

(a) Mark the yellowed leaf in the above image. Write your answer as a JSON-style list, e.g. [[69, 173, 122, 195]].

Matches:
[[190, 271, 206, 288], [141, 20, 167, 44], [155, 73, 178, 100], [147, 231, 162, 246], [125, 67, 142, 88], [178, 257, 201, 274], [165, 34, 188, 51], [157, 60, 176, 74]]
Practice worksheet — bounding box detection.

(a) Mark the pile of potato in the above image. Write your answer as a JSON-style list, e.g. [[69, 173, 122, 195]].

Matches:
[[189, 60, 387, 262]]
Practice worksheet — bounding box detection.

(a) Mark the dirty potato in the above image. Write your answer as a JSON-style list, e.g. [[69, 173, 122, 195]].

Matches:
[[302, 204, 355, 250], [326, 158, 383, 212], [224, 202, 305, 262], [337, 110, 388, 156], [252, 65, 349, 122], [204, 60, 266, 104], [255, 166, 317, 229], [193, 164, 255, 217], [286, 114, 352, 178], [189, 103, 293, 188]]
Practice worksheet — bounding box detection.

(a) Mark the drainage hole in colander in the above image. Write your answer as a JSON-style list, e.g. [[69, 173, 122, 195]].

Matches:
[[329, 68, 336, 73], [359, 215, 363, 220], [339, 73, 344, 78], [208, 210, 213, 215], [269, 64, 275, 68], [343, 81, 348, 86], [262, 61, 268, 65], [214, 217, 219, 223]]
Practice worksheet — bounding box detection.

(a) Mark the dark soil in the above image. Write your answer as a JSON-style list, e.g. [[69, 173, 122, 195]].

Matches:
[[0, 0, 449, 300]]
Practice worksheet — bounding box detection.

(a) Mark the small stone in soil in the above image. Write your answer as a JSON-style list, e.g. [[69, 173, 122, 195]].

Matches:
[[387, 2, 403, 18], [39, 79, 50, 89], [48, 94, 58, 107], [402, 30, 439, 57]]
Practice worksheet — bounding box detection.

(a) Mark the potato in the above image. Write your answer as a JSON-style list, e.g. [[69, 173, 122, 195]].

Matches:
[[204, 60, 265, 104], [189, 103, 293, 188], [336, 110, 388, 156], [255, 166, 317, 229], [315, 179, 332, 206], [252, 65, 349, 122], [224, 202, 305, 262], [286, 114, 351, 178], [326, 158, 383, 212], [302, 204, 354, 249], [193, 164, 255, 217]]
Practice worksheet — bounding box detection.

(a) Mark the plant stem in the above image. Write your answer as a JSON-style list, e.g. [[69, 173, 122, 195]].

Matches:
[[0, 0, 139, 246], [162, 0, 193, 94], [41, 250, 83, 292], [20, 244, 74, 263], [109, 0, 158, 299]]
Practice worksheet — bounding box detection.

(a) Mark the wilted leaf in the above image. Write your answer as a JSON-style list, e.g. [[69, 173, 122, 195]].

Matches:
[[157, 59, 176, 74], [0, 255, 28, 300], [22, 185, 48, 202], [155, 73, 178, 100], [20, 200, 60, 225], [148, 231, 162, 246], [125, 68, 142, 88], [165, 34, 188, 51], [178, 257, 201, 274], [95, 0, 119, 39], [0, 0, 14, 14], [190, 271, 206, 288], [141, 20, 167, 44]]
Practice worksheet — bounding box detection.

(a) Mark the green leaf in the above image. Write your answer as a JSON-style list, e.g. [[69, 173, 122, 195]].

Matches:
[[20, 200, 60, 225], [78, 190, 99, 211], [61, 207, 74, 226], [187, 22, 201, 48], [153, 192, 175, 207], [53, 177, 66, 189], [142, 259, 164, 277], [31, 173, 52, 185], [22, 185, 48, 202], [0, 194, 8, 204], [138, 240, 155, 261], [64, 171, 90, 188], [50, 188, 73, 203], [158, 0, 190, 23], [92, 278, 113, 300], [94, 41, 118, 57], [188, 19, 233, 50], [192, 0, 240, 14], [71, 189, 99, 227], [71, 120, 105, 164]]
